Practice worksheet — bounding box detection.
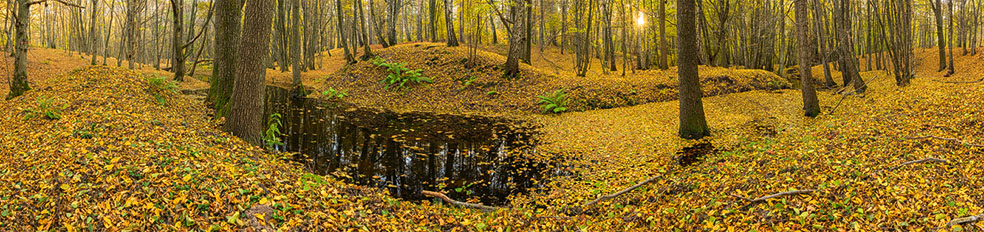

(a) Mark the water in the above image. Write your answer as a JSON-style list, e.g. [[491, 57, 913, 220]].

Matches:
[[263, 86, 560, 205]]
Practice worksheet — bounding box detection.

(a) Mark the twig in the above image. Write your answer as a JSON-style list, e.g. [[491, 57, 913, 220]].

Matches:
[[421, 190, 499, 211], [862, 157, 950, 180], [948, 213, 984, 227], [886, 158, 949, 171], [733, 189, 815, 209], [905, 135, 984, 147], [932, 77, 984, 84], [583, 175, 662, 207]]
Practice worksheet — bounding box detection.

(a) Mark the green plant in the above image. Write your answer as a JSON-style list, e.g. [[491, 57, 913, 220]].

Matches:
[[263, 113, 285, 149], [72, 123, 99, 139], [145, 75, 178, 105], [24, 96, 65, 120], [321, 87, 348, 100], [372, 58, 433, 90], [537, 89, 569, 113], [459, 75, 478, 87]]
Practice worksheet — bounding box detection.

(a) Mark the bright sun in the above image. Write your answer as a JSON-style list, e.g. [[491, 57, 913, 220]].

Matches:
[[636, 12, 646, 27]]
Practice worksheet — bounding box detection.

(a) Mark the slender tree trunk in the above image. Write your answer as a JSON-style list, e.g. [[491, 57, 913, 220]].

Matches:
[[932, 0, 947, 71], [429, 0, 437, 41], [225, 0, 274, 146], [102, 0, 114, 65], [947, 0, 956, 75], [836, 0, 864, 92], [356, 0, 374, 59], [290, 0, 304, 95], [88, 0, 99, 65], [171, 0, 186, 81], [658, 0, 668, 69], [335, 0, 354, 63], [443, 0, 458, 46], [794, 0, 820, 117]]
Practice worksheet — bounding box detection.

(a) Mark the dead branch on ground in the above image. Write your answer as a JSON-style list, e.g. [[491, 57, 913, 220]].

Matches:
[[905, 135, 984, 147], [421, 190, 499, 211], [583, 175, 662, 207], [732, 189, 815, 210]]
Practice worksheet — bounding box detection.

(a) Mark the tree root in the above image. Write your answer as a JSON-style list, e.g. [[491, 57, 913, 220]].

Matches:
[[421, 190, 500, 211], [583, 175, 662, 207], [732, 189, 815, 210], [905, 135, 984, 147]]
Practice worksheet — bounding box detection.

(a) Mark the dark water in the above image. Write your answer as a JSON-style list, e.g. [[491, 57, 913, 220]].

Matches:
[[263, 86, 561, 205]]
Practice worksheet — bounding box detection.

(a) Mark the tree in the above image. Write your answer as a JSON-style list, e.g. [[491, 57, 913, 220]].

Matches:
[[387, 0, 402, 45], [930, 0, 946, 71], [208, 0, 242, 117], [489, 0, 530, 78], [225, 0, 274, 145], [946, 0, 955, 75], [658, 0, 668, 70], [335, 0, 355, 63], [356, 0, 374, 60], [835, 0, 864, 92], [7, 0, 84, 99], [444, 0, 459, 46], [290, 0, 304, 95], [677, 0, 710, 139], [88, 0, 99, 65], [171, 0, 186, 81], [794, 0, 820, 117]]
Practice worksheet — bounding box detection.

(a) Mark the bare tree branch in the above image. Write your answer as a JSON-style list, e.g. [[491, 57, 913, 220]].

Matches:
[[905, 135, 984, 147], [28, 0, 84, 8], [584, 175, 662, 207], [932, 77, 984, 84], [733, 189, 815, 209], [421, 190, 500, 211], [948, 213, 984, 227]]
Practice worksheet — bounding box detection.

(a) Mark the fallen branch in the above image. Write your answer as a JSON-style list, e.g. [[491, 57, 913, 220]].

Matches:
[[932, 77, 984, 84], [862, 157, 950, 180], [733, 189, 815, 209], [886, 158, 949, 171], [905, 135, 984, 147], [583, 175, 662, 207], [948, 213, 984, 227], [421, 190, 499, 211]]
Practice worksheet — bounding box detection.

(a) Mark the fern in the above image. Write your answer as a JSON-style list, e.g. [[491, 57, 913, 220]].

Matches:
[[537, 89, 569, 114], [263, 113, 285, 149], [373, 58, 433, 91], [321, 87, 349, 100], [24, 96, 65, 120]]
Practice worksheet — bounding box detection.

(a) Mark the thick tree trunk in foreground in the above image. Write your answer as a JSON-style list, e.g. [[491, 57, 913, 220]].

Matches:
[[208, 0, 242, 117], [946, 0, 955, 75], [225, 0, 274, 145], [504, 0, 528, 78], [676, 0, 710, 139], [794, 0, 820, 117], [7, 0, 31, 99], [88, 0, 98, 65]]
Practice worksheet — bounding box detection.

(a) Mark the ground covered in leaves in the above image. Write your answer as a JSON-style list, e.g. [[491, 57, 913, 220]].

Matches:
[[1, 47, 982, 231], [322, 42, 789, 114]]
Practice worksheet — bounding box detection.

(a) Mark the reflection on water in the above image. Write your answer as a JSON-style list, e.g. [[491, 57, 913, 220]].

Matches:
[[264, 86, 561, 205]]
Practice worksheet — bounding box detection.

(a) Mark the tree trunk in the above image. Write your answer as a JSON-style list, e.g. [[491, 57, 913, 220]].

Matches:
[[88, 0, 99, 65], [209, 0, 242, 117], [947, 0, 956, 75], [7, 0, 31, 99], [335, 0, 355, 63], [794, 0, 820, 117], [172, 0, 186, 81], [677, 0, 710, 139], [931, 0, 947, 71], [290, 0, 304, 95], [504, 0, 528, 78], [225, 0, 274, 146], [429, 0, 437, 41], [658, 0, 668, 69], [388, 0, 401, 45], [356, 0, 374, 59], [835, 0, 864, 92], [443, 0, 458, 46]]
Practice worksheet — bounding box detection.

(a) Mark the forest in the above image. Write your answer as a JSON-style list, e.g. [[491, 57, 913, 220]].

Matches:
[[1, 0, 983, 230]]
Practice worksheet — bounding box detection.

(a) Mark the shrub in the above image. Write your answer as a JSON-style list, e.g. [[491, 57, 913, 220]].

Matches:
[[263, 113, 285, 149], [24, 96, 65, 120], [372, 58, 433, 90], [145, 75, 178, 105], [537, 89, 569, 114]]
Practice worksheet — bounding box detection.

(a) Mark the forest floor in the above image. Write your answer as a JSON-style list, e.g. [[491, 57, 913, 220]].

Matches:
[[1, 46, 983, 231]]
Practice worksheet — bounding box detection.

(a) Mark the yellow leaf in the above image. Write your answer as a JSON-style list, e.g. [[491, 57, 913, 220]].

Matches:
[[60, 184, 70, 191], [259, 197, 268, 205], [182, 174, 192, 182]]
